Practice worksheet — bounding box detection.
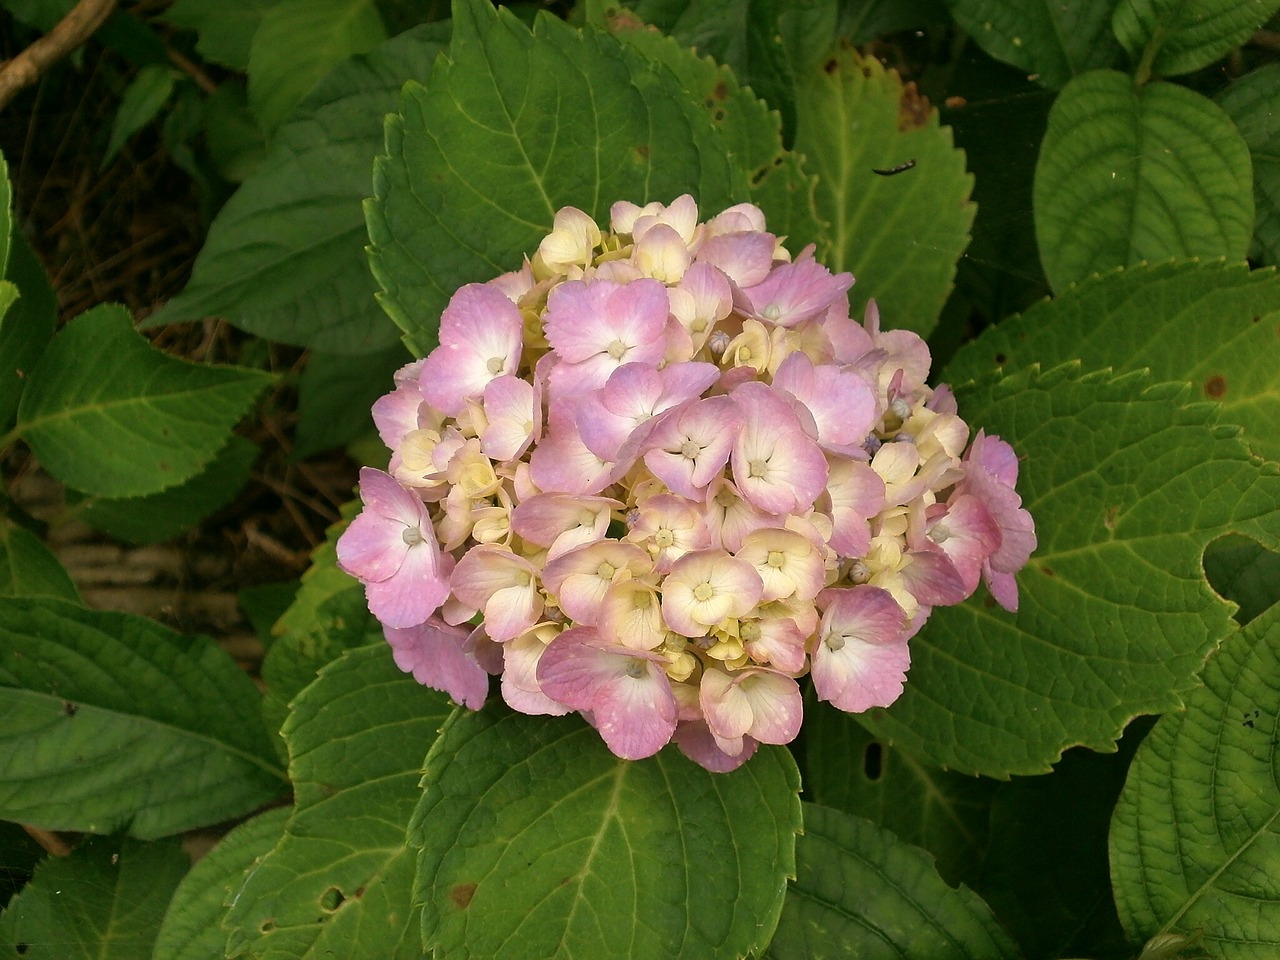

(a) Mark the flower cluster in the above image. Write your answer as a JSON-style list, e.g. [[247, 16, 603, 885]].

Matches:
[[337, 196, 1035, 771]]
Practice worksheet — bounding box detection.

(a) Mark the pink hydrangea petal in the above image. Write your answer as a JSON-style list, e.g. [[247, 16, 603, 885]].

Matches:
[[694, 231, 776, 287], [812, 586, 910, 712], [336, 509, 406, 583], [363, 539, 453, 629], [738, 259, 854, 328], [730, 382, 829, 515], [501, 632, 573, 716], [673, 720, 758, 772], [384, 619, 489, 709]]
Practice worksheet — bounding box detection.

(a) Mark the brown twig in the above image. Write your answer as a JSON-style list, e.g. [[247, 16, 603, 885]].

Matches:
[[23, 825, 73, 857], [1251, 29, 1280, 52], [0, 0, 120, 111], [166, 45, 217, 94]]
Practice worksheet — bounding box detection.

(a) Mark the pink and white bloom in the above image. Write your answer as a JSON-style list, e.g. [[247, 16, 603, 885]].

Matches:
[[543, 278, 670, 395], [537, 627, 678, 760], [661, 549, 763, 637], [812, 586, 910, 712], [384, 619, 493, 709], [643, 395, 742, 499], [729, 382, 829, 515], [337, 468, 452, 628], [450, 545, 543, 642], [419, 283, 524, 415], [700, 666, 803, 755]]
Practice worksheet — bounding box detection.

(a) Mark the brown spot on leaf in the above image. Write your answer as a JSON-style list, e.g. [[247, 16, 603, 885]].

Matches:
[[634, 144, 650, 159], [1042, 566, 1055, 578], [994, 352, 1007, 366], [823, 58, 838, 75], [450, 883, 477, 909], [898, 82, 932, 131], [1104, 506, 1119, 531], [63, 701, 78, 716], [712, 80, 728, 101], [1204, 374, 1227, 399]]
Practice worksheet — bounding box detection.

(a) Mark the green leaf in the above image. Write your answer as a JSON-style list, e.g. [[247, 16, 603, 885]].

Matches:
[[368, 0, 746, 356], [162, 0, 277, 71], [294, 345, 408, 458], [202, 80, 269, 183], [1203, 534, 1280, 627], [1112, 0, 1280, 78], [1216, 63, 1280, 268], [1034, 70, 1253, 294], [0, 232, 57, 432], [975, 726, 1152, 960], [14, 304, 272, 498], [224, 643, 451, 960], [0, 597, 285, 838], [153, 807, 291, 960], [412, 705, 802, 960], [604, 10, 822, 249], [260, 504, 376, 743], [761, 803, 1018, 960], [802, 699, 996, 887], [0, 523, 79, 601], [1110, 604, 1280, 955], [859, 363, 1280, 776], [103, 65, 180, 166], [247, 0, 387, 135], [945, 0, 1124, 88], [943, 260, 1280, 463], [145, 26, 446, 354], [0, 836, 188, 960], [792, 46, 974, 338], [238, 579, 299, 650], [66, 435, 259, 544]]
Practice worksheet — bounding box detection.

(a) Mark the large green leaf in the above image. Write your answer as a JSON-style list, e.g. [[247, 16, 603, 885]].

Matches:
[[761, 803, 1017, 960], [14, 304, 272, 498], [603, 9, 821, 249], [0, 836, 188, 960], [66, 435, 259, 544], [0, 598, 286, 838], [1112, 0, 1280, 79], [367, 0, 747, 356], [0, 524, 78, 601], [162, 0, 278, 70], [1034, 70, 1253, 293], [943, 260, 1280, 463], [1110, 605, 1280, 956], [224, 643, 451, 960], [945, 0, 1124, 89], [246, 0, 387, 135], [859, 363, 1280, 776], [1216, 63, 1280, 268], [153, 808, 291, 960], [0, 232, 57, 432], [412, 706, 802, 959], [146, 26, 448, 353], [294, 345, 408, 457], [792, 46, 973, 338], [802, 699, 995, 887]]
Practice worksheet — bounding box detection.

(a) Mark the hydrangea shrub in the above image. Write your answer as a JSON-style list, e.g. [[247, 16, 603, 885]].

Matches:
[[337, 195, 1034, 770]]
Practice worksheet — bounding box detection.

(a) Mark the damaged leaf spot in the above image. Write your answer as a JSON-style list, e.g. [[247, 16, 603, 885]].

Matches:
[[450, 883, 477, 909], [1204, 374, 1227, 399], [898, 81, 931, 131]]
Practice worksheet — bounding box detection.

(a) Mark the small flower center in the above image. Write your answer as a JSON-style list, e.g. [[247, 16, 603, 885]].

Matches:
[[767, 550, 786, 568], [824, 632, 846, 651], [597, 562, 617, 580], [740, 621, 762, 642], [606, 339, 629, 360], [693, 582, 715, 602], [748, 459, 769, 478], [655, 529, 675, 548], [625, 658, 646, 679], [680, 439, 701, 460], [401, 526, 424, 547], [762, 304, 781, 321], [486, 356, 505, 375]]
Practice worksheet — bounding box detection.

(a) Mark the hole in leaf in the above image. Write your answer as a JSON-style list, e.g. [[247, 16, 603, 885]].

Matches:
[[259, 919, 275, 934], [319, 886, 345, 912], [1204, 534, 1280, 626], [863, 741, 883, 780], [16, 944, 29, 955]]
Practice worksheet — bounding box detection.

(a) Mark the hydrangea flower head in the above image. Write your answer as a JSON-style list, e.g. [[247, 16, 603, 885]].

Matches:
[[338, 196, 1036, 771]]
